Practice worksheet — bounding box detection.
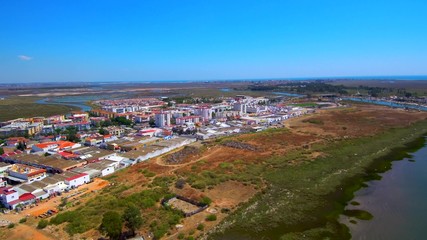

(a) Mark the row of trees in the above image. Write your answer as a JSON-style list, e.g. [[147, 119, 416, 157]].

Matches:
[[100, 204, 143, 240]]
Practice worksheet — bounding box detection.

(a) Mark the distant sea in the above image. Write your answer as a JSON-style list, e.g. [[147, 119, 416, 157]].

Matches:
[[2, 75, 427, 86], [104, 75, 427, 83]]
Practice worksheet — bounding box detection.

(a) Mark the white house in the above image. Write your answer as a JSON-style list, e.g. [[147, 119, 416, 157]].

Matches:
[[0, 187, 20, 209], [65, 173, 90, 188], [14, 182, 50, 201], [86, 161, 116, 177], [40, 175, 67, 195]]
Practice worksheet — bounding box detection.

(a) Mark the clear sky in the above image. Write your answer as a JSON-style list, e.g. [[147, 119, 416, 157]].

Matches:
[[0, 0, 426, 83]]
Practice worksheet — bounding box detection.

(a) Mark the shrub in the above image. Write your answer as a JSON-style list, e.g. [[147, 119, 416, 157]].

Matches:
[[8, 223, 15, 228], [205, 214, 217, 221], [200, 196, 212, 206], [175, 179, 186, 189], [197, 223, 205, 231], [37, 219, 49, 229], [19, 218, 27, 223], [178, 233, 185, 239]]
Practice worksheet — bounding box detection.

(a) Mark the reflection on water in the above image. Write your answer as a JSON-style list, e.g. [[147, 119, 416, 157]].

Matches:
[[35, 95, 113, 112], [342, 140, 427, 240]]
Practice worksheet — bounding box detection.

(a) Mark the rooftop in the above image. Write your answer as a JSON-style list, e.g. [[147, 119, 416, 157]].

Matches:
[[5, 153, 86, 172], [65, 173, 88, 181], [9, 164, 46, 176]]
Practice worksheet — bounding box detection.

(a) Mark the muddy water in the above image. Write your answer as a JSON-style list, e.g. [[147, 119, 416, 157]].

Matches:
[[342, 139, 427, 240]]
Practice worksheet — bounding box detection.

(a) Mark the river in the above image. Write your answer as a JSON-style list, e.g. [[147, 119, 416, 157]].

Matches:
[[35, 94, 119, 112], [344, 97, 427, 111], [341, 137, 427, 240]]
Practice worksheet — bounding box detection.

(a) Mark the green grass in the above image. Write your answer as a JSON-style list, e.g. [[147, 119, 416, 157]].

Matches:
[[343, 210, 373, 220], [0, 96, 80, 121], [209, 120, 427, 239], [49, 185, 180, 237], [206, 214, 217, 221]]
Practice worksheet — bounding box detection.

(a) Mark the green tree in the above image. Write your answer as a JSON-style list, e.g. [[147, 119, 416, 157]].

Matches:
[[99, 128, 109, 135], [123, 204, 143, 236], [17, 141, 26, 151], [0, 147, 4, 155], [101, 211, 123, 240], [37, 219, 48, 229], [54, 128, 62, 136]]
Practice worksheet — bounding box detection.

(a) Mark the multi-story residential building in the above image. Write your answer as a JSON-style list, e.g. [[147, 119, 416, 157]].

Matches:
[[194, 106, 213, 120], [176, 116, 204, 125], [233, 102, 247, 114], [155, 112, 171, 127]]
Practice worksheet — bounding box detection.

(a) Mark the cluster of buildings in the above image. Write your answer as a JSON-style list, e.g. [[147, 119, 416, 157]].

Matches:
[[0, 112, 91, 137], [0, 135, 195, 210], [0, 94, 315, 210]]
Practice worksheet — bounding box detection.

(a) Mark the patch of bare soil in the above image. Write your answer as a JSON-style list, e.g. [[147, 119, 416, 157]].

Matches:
[[3, 223, 54, 240], [164, 146, 201, 165], [222, 141, 258, 151]]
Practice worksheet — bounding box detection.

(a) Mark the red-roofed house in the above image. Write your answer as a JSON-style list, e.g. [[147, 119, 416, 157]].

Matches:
[[19, 193, 36, 204], [6, 137, 29, 147], [58, 151, 78, 159], [138, 128, 162, 137], [65, 173, 90, 188], [32, 141, 81, 153]]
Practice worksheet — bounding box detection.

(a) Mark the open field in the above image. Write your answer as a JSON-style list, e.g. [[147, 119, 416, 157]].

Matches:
[[330, 79, 427, 95], [0, 96, 80, 122], [3, 104, 427, 240]]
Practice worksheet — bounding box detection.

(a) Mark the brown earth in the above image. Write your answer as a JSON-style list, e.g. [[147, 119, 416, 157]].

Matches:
[[2, 223, 54, 240]]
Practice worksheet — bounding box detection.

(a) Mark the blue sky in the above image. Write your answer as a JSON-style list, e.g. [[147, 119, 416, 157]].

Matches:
[[0, 0, 426, 83]]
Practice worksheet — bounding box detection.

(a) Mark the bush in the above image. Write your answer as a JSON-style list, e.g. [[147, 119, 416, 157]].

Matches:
[[178, 233, 185, 239], [197, 223, 205, 231], [200, 196, 212, 206], [205, 214, 217, 221], [19, 218, 27, 223], [8, 223, 15, 228], [37, 219, 49, 229], [175, 179, 186, 189]]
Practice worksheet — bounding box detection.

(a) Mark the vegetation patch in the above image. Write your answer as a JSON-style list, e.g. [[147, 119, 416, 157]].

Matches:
[[302, 118, 324, 125], [0, 96, 80, 122], [209, 120, 427, 239], [343, 209, 373, 220]]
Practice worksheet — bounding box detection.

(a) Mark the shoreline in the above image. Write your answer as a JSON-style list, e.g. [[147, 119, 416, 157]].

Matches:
[[207, 120, 427, 239], [332, 133, 427, 238]]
